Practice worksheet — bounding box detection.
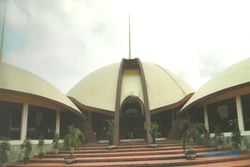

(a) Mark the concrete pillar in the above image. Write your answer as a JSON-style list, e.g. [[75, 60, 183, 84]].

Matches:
[[145, 110, 152, 144], [55, 110, 60, 135], [236, 96, 245, 132], [204, 105, 209, 131], [20, 104, 28, 140], [114, 110, 120, 146]]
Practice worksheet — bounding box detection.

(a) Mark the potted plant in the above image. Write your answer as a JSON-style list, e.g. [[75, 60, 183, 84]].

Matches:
[[64, 125, 84, 164], [181, 120, 206, 160], [21, 138, 32, 163], [231, 120, 241, 149], [52, 133, 60, 154], [38, 137, 44, 159], [106, 119, 115, 148], [0, 137, 11, 166], [214, 126, 224, 150], [150, 122, 159, 147]]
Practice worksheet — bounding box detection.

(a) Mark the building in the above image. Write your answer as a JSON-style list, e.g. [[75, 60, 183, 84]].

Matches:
[[0, 62, 83, 144], [67, 58, 193, 144], [182, 58, 250, 142]]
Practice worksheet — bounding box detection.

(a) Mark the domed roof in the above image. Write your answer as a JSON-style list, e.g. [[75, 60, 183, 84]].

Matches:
[[182, 58, 250, 111], [67, 61, 193, 112], [0, 63, 80, 113]]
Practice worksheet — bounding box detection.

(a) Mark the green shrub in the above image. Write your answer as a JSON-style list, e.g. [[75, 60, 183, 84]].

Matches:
[[64, 125, 84, 154], [0, 137, 11, 164], [21, 138, 32, 163], [150, 122, 159, 144], [231, 120, 241, 148], [106, 120, 114, 145]]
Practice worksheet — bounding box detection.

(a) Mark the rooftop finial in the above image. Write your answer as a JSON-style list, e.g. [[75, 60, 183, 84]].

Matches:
[[0, 8, 6, 63], [129, 13, 131, 59]]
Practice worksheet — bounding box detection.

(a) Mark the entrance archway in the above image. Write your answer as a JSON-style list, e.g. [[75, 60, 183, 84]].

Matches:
[[120, 97, 145, 139]]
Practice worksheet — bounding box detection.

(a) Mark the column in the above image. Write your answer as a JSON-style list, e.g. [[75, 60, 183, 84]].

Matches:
[[20, 104, 28, 140], [236, 96, 245, 132], [145, 110, 152, 144], [55, 110, 60, 135], [114, 110, 120, 146], [204, 105, 209, 131]]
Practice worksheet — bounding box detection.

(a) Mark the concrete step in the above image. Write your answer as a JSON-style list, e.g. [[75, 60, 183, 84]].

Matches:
[[59, 145, 211, 154], [31, 150, 238, 163], [80, 142, 184, 150], [7, 152, 250, 167], [45, 147, 218, 158]]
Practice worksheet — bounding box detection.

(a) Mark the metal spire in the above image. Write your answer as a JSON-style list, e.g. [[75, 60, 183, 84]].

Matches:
[[129, 14, 131, 59], [0, 8, 6, 63]]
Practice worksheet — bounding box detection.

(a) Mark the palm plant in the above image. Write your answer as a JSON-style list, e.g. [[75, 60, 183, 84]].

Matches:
[[231, 120, 241, 148], [64, 125, 84, 152], [214, 126, 224, 149], [181, 119, 206, 159], [52, 133, 60, 154], [21, 138, 32, 163], [106, 119, 114, 145], [64, 125, 84, 164], [38, 136, 44, 159], [150, 122, 159, 144], [0, 137, 11, 164]]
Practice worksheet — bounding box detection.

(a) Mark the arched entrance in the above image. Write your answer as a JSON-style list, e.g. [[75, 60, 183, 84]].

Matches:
[[120, 97, 145, 139]]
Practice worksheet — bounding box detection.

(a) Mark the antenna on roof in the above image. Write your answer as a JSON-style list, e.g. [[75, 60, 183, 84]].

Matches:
[[128, 13, 131, 59], [0, 8, 6, 63]]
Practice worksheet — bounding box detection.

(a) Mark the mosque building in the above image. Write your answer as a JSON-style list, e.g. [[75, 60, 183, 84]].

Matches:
[[1, 8, 250, 147]]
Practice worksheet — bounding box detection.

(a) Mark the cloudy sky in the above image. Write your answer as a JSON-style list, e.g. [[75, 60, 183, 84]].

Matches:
[[1, 0, 250, 93]]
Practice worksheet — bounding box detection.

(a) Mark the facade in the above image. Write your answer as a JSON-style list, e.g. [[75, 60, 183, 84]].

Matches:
[[0, 62, 83, 144], [67, 58, 193, 144], [181, 58, 250, 141], [1, 57, 250, 147]]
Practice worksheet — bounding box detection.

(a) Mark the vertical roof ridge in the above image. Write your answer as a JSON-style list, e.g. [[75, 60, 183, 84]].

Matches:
[[155, 64, 187, 96]]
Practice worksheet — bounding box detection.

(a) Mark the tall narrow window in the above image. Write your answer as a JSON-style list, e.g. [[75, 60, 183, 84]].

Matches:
[[241, 94, 250, 131], [0, 101, 22, 140]]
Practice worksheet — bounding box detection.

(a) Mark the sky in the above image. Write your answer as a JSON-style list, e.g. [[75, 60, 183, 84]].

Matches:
[[0, 0, 250, 93]]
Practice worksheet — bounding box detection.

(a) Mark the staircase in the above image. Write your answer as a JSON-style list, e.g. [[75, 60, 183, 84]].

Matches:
[[7, 140, 250, 167]]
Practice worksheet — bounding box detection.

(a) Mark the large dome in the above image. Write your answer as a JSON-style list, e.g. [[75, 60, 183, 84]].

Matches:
[[182, 58, 250, 110], [68, 60, 193, 112], [0, 63, 80, 113]]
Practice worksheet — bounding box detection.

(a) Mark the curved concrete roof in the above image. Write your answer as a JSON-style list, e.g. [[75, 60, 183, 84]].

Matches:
[[68, 62, 193, 112], [0, 63, 80, 113], [182, 58, 250, 111]]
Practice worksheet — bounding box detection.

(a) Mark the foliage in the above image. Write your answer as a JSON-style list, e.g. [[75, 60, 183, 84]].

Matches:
[[203, 129, 210, 146], [106, 119, 115, 145], [64, 125, 84, 153], [0, 137, 11, 164], [150, 122, 159, 144], [181, 120, 207, 152], [21, 138, 32, 163], [214, 126, 224, 146], [52, 133, 60, 149], [38, 136, 45, 159], [231, 120, 241, 148]]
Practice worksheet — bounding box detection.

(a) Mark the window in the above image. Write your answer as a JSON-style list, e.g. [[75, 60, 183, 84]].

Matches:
[[189, 107, 204, 123], [0, 101, 22, 140], [241, 94, 250, 131], [27, 105, 56, 139], [207, 98, 237, 133]]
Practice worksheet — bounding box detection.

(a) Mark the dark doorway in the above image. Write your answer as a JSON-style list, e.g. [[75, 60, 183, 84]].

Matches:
[[120, 97, 145, 139], [151, 111, 173, 138]]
